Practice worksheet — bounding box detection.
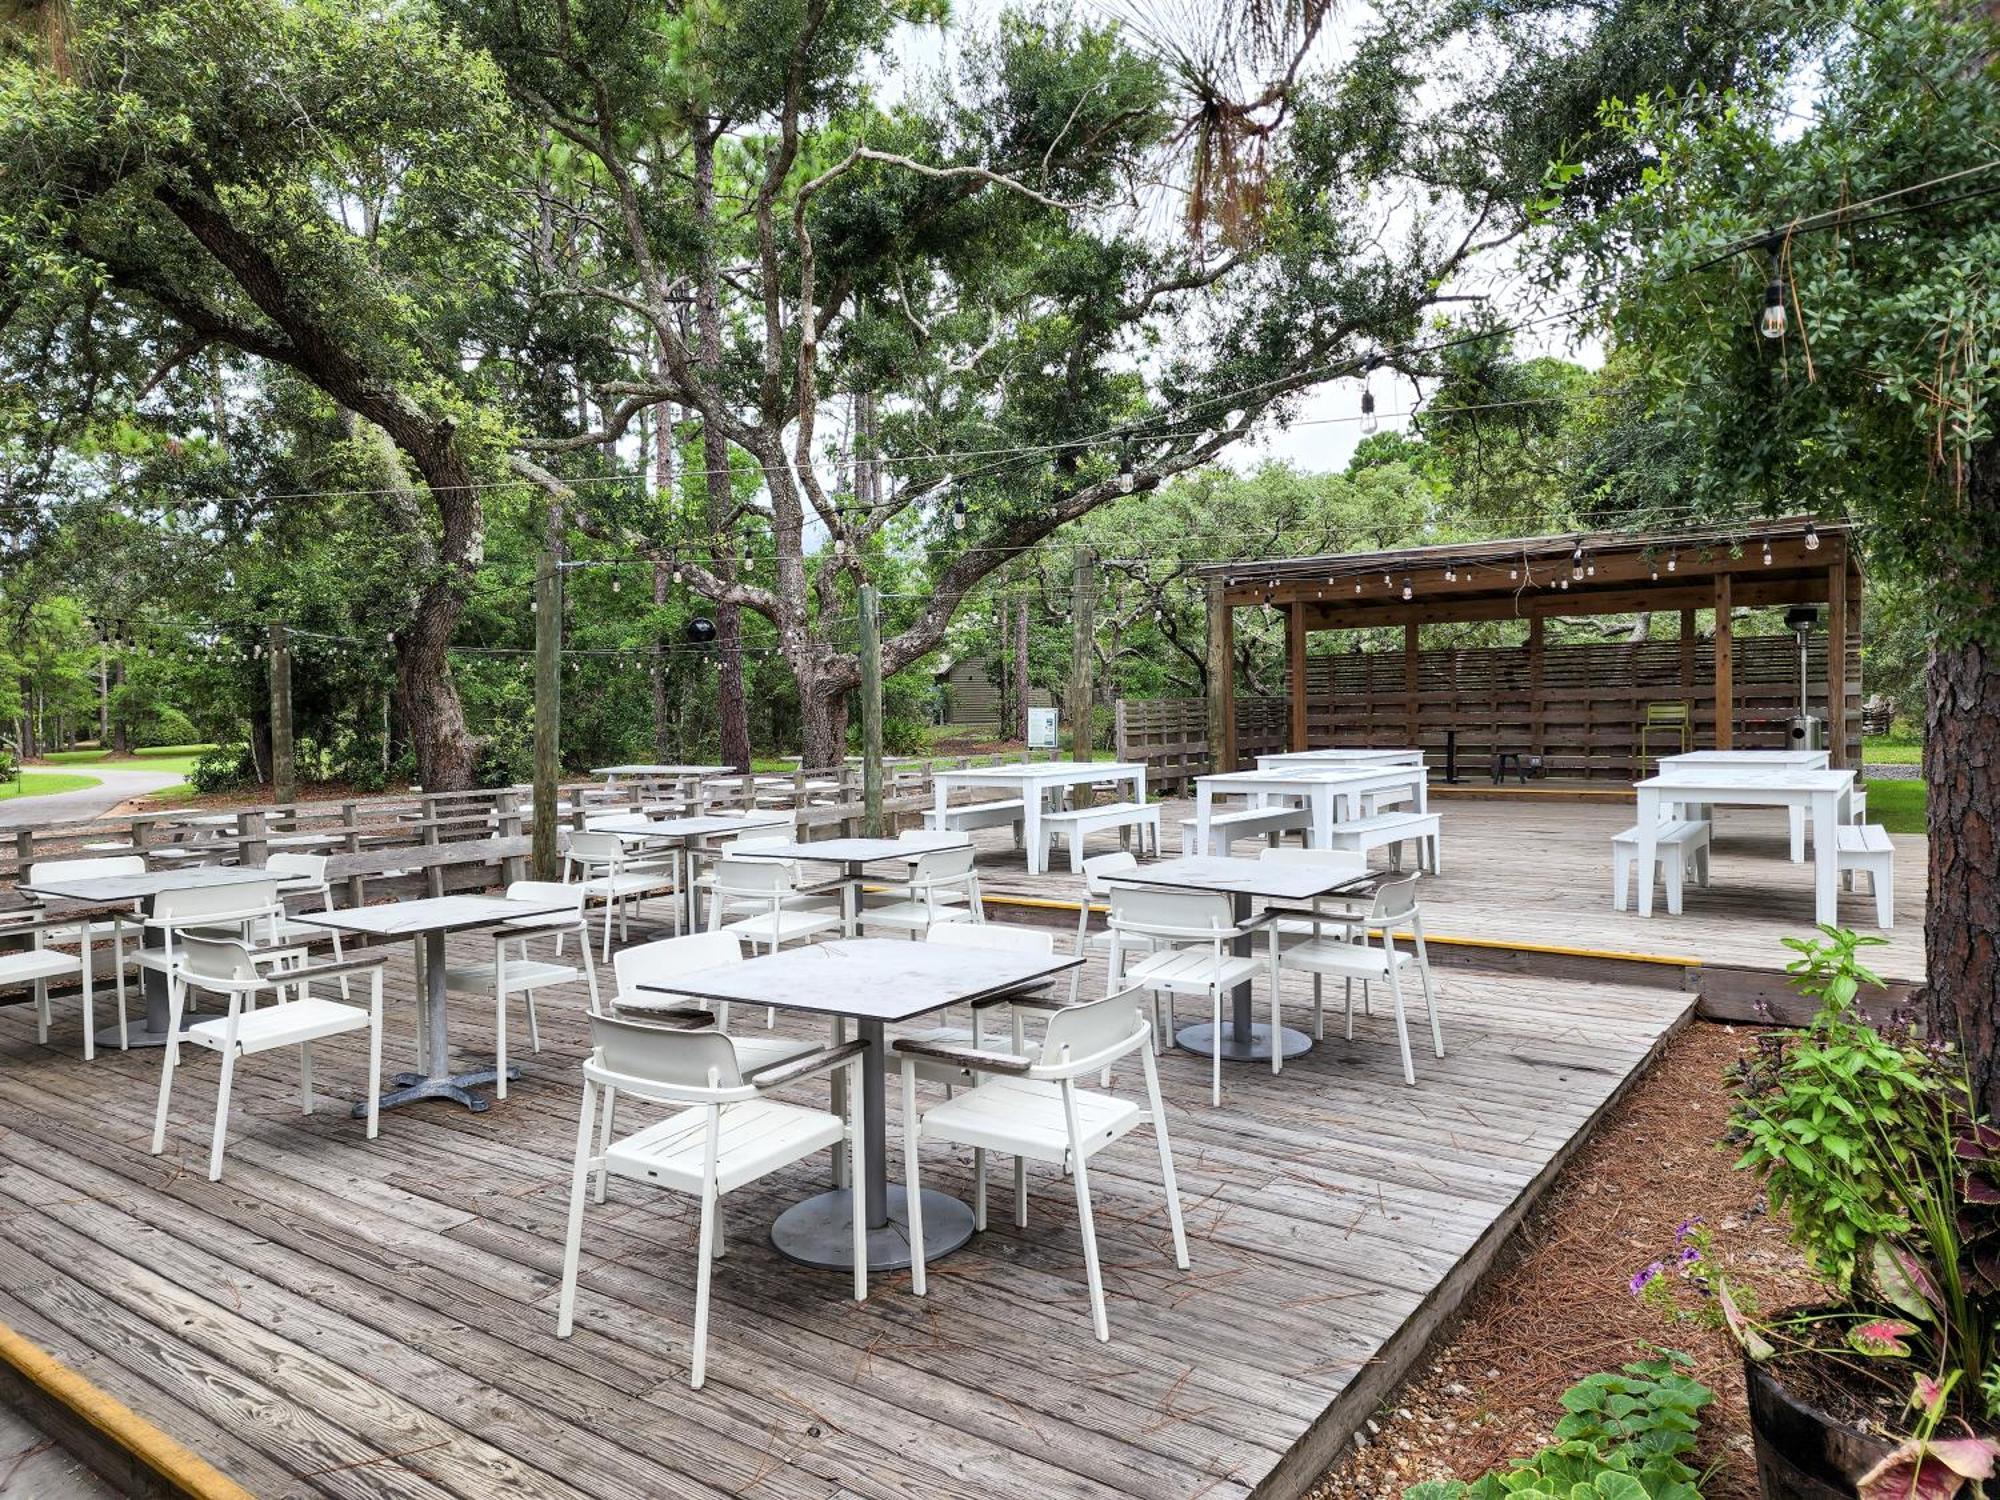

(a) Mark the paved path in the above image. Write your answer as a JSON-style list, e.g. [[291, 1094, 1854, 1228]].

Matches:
[[0, 766, 186, 831]]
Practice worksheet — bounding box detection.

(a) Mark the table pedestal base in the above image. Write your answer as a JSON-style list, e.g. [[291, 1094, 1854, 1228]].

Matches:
[[352, 1065, 521, 1117], [1176, 1021, 1313, 1063], [771, 1185, 974, 1273], [93, 1014, 188, 1050]]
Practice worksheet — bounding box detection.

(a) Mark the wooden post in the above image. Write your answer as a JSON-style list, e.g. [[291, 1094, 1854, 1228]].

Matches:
[[531, 497, 564, 881], [1287, 603, 1309, 751], [1713, 571, 1734, 749], [1205, 579, 1235, 772], [1066, 547, 1095, 768], [1678, 608, 1695, 698], [1403, 621, 1420, 749], [1527, 615, 1546, 761], [495, 788, 526, 886], [858, 584, 884, 837], [268, 622, 295, 809], [1826, 548, 1849, 769], [340, 800, 364, 907], [236, 810, 267, 870], [1015, 598, 1030, 742]]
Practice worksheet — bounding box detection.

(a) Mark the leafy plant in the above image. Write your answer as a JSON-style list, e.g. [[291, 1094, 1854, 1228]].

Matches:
[[1401, 1352, 1711, 1499], [187, 745, 254, 795]]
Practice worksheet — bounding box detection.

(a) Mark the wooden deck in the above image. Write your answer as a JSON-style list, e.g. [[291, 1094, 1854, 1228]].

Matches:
[[0, 922, 1694, 1499]]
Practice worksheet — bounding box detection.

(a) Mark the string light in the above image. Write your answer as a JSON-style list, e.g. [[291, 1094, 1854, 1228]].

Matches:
[[1759, 244, 1788, 340], [1400, 576, 1413, 601], [1762, 539, 1774, 566], [1666, 551, 1678, 573], [1570, 545, 1584, 582], [1805, 522, 1820, 551], [1444, 561, 1456, 582], [952, 495, 967, 531], [1117, 443, 1136, 493]]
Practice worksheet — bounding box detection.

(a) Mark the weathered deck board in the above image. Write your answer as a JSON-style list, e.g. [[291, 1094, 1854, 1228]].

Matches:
[[0, 893, 1693, 1500]]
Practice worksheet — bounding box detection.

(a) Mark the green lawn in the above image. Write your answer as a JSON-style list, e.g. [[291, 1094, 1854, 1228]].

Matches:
[[38, 744, 214, 777], [1867, 777, 1926, 834], [0, 771, 103, 801], [1862, 734, 1922, 766]]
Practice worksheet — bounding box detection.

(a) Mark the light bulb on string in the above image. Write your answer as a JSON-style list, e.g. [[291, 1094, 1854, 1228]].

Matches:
[[1560, 576, 1570, 591], [611, 575, 621, 594], [1666, 551, 1677, 573], [1117, 442, 1136, 493], [1805, 523, 1820, 551], [952, 496, 967, 531], [1570, 545, 1584, 582], [1759, 245, 1787, 340], [1359, 355, 1380, 435], [1444, 561, 1456, 582], [1762, 539, 1774, 566], [1400, 576, 1413, 602]]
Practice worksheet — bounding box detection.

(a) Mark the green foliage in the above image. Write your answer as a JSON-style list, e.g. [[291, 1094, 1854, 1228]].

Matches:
[[188, 745, 255, 796], [1402, 1352, 1711, 1499]]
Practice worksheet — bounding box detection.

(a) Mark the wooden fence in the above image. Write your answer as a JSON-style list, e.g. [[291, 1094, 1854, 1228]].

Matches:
[[1116, 632, 1862, 789]]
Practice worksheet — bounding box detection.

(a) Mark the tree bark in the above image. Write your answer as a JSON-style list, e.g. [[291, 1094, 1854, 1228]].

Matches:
[[1015, 598, 1031, 742], [109, 658, 129, 754], [1926, 634, 2000, 1111], [798, 663, 850, 767]]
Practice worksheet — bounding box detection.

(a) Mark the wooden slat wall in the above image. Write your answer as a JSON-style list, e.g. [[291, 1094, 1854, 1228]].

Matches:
[[1117, 629, 1862, 786]]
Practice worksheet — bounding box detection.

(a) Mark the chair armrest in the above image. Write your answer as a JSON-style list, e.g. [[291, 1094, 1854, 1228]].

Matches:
[[1261, 903, 1367, 922], [274, 954, 392, 985], [746, 1038, 869, 1089], [608, 1003, 718, 1029], [1233, 910, 1283, 934], [794, 877, 851, 898], [968, 985, 1063, 1012], [890, 1038, 1035, 1076]]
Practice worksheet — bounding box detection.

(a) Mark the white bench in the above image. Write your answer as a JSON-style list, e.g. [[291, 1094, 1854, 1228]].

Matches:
[[1038, 802, 1161, 873], [923, 798, 1026, 848], [1611, 819, 1711, 915], [1324, 812, 1441, 874], [1836, 823, 1894, 928], [1178, 806, 1311, 857]]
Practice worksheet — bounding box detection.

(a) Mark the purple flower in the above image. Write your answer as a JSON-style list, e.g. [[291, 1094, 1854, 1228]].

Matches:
[[1675, 1218, 1703, 1242], [1629, 1261, 1664, 1295], [1679, 1245, 1702, 1265]]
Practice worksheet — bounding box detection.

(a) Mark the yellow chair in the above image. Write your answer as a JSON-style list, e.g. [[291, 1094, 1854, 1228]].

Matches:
[[1639, 701, 1693, 771]]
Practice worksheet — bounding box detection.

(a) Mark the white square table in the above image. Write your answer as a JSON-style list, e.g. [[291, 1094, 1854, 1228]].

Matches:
[[1194, 763, 1429, 852], [1108, 855, 1373, 1062], [582, 812, 792, 931], [1255, 748, 1426, 768], [20, 866, 278, 1049], [642, 938, 1080, 1272], [728, 834, 971, 933], [590, 764, 731, 812], [931, 760, 1148, 875], [295, 894, 576, 1113], [1632, 767, 1855, 923], [1658, 750, 1832, 862]]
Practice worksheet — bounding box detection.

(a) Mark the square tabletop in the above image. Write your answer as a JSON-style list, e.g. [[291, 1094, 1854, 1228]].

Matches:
[[732, 834, 969, 865], [935, 760, 1143, 783], [1637, 766, 1853, 793], [599, 813, 791, 840], [591, 764, 732, 778], [293, 894, 577, 939], [639, 938, 1080, 1023], [1659, 749, 1829, 768], [1107, 856, 1372, 902], [22, 865, 275, 903]]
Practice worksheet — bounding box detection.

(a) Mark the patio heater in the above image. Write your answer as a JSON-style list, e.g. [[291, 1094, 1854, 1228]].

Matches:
[[1784, 605, 1827, 751]]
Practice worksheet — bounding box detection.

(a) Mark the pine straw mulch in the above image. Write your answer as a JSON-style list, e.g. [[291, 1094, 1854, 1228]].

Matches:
[[1309, 1019, 1825, 1499]]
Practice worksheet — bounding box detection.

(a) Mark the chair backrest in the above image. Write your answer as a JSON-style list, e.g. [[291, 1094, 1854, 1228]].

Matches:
[[924, 923, 1053, 956], [1080, 851, 1137, 895], [175, 932, 265, 988], [28, 855, 145, 884], [909, 846, 976, 885], [1107, 885, 1234, 941], [711, 855, 792, 898], [588, 1012, 743, 1093], [566, 831, 625, 865], [1258, 846, 1367, 880], [507, 879, 583, 910], [1371, 873, 1421, 924], [264, 852, 329, 883], [1645, 700, 1692, 725], [614, 931, 741, 998], [1035, 987, 1151, 1077], [152, 879, 281, 929]]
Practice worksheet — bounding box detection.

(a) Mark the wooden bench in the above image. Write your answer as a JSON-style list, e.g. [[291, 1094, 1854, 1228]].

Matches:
[[1611, 819, 1710, 915], [1037, 801, 1161, 873], [923, 799, 1026, 849], [1836, 823, 1894, 928], [1325, 812, 1442, 874], [1178, 806, 1310, 857]]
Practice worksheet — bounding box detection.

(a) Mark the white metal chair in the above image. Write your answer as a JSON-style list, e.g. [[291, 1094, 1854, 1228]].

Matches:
[[564, 830, 679, 960], [1106, 886, 1276, 1105], [898, 924, 1059, 1090], [1269, 873, 1441, 1085], [858, 847, 983, 937], [150, 935, 387, 1181], [896, 986, 1189, 1341], [129, 879, 287, 994], [443, 880, 598, 1100], [24, 855, 141, 1057], [1259, 846, 1370, 939], [707, 856, 844, 953], [1067, 852, 1154, 1003], [687, 827, 809, 929], [0, 915, 87, 1052], [263, 852, 348, 994], [609, 932, 816, 1071], [554, 1013, 868, 1388]]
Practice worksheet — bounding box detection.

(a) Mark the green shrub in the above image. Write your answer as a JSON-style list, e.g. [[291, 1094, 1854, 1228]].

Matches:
[[135, 706, 201, 747], [188, 745, 255, 795]]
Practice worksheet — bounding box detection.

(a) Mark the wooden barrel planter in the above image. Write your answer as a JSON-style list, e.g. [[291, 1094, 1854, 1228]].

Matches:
[[1746, 1355, 1896, 1498]]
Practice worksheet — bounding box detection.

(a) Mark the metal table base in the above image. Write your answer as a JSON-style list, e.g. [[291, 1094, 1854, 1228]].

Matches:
[[1175, 1020, 1313, 1063], [771, 1185, 975, 1273]]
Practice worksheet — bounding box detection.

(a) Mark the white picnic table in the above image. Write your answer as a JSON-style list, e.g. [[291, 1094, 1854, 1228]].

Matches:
[[931, 760, 1148, 875], [582, 811, 793, 931], [589, 764, 731, 810], [1633, 766, 1855, 924], [1194, 762, 1430, 852], [1658, 749, 1834, 862], [1254, 748, 1426, 769]]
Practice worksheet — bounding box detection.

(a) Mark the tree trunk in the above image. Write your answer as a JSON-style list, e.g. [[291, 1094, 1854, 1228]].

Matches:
[[393, 585, 478, 792], [1926, 632, 2000, 1113], [694, 130, 751, 773], [109, 658, 129, 754], [1015, 598, 1030, 741], [799, 670, 850, 768], [652, 559, 671, 759]]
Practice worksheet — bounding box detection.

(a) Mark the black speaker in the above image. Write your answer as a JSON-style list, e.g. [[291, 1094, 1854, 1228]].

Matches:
[[685, 617, 717, 645]]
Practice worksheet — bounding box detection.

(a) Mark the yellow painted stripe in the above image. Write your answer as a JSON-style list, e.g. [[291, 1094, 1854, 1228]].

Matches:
[[979, 893, 1701, 968], [0, 1320, 257, 1500]]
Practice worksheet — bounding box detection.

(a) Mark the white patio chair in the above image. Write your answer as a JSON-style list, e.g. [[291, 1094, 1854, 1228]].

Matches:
[[896, 986, 1189, 1341], [129, 879, 288, 995], [1269, 873, 1441, 1085], [707, 856, 844, 953], [1066, 852, 1156, 1003], [1106, 886, 1276, 1105], [687, 826, 808, 929], [858, 846, 983, 938], [0, 915, 87, 1053], [25, 855, 141, 1057], [263, 852, 348, 995], [897, 923, 1058, 1090], [609, 931, 816, 1071], [150, 935, 387, 1181], [564, 829, 679, 961], [554, 1013, 868, 1388], [442, 880, 598, 1100]]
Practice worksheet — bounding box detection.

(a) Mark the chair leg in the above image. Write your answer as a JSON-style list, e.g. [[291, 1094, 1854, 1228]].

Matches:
[[1140, 1046, 1190, 1271], [691, 1183, 718, 1390], [150, 983, 183, 1156], [1070, 905, 1089, 1005], [902, 1064, 926, 1298], [80, 929, 95, 1061], [208, 1045, 239, 1182], [1386, 964, 1415, 1087], [973, 1147, 987, 1231], [526, 989, 541, 1053], [115, 925, 128, 1050], [495, 981, 509, 1102], [556, 1083, 599, 1339], [1210, 991, 1222, 1107], [33, 977, 49, 1045], [365, 976, 383, 1140], [1067, 1122, 1109, 1342], [594, 1086, 617, 1204], [1417, 952, 1443, 1058]]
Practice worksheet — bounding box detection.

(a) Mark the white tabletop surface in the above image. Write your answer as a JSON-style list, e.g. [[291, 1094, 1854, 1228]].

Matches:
[[1202, 763, 1421, 785], [1257, 748, 1423, 764], [23, 866, 274, 903], [935, 760, 1143, 782], [294, 894, 577, 938], [639, 938, 1079, 1022], [1108, 856, 1372, 902], [1659, 750, 1829, 768], [595, 812, 790, 839], [591, 764, 732, 777], [1638, 766, 1853, 792], [732, 834, 969, 864]]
